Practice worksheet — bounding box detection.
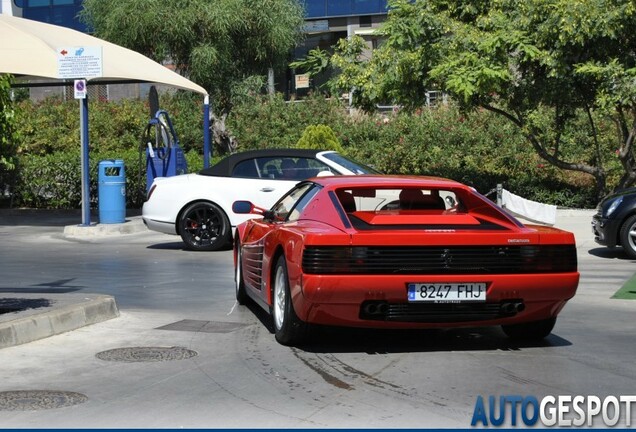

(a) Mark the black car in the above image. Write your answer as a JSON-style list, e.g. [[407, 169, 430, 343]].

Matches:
[[592, 187, 636, 258]]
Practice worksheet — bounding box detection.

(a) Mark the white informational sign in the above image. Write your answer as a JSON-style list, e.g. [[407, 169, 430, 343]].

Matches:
[[57, 46, 103, 79], [74, 79, 87, 99]]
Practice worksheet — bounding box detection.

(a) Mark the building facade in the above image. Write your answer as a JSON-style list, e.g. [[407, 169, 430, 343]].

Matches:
[[1, 0, 389, 99]]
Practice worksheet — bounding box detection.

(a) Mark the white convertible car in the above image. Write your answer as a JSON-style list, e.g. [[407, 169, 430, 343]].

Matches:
[[142, 148, 380, 251]]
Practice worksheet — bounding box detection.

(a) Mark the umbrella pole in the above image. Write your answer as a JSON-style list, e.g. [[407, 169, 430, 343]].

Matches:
[[203, 95, 210, 169], [80, 95, 91, 226]]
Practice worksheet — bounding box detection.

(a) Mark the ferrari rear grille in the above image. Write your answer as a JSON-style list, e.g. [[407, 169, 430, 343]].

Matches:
[[302, 245, 577, 274], [360, 300, 522, 323]]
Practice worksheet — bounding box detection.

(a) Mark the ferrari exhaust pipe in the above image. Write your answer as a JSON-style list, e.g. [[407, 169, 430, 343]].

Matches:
[[501, 302, 525, 314], [364, 303, 379, 315], [363, 302, 389, 316], [501, 303, 515, 314]]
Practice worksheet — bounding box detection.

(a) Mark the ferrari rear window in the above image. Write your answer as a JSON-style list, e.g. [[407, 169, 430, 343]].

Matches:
[[334, 186, 513, 231], [335, 187, 462, 212]]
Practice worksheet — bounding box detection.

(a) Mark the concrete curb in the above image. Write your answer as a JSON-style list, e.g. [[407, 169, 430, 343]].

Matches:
[[63, 216, 148, 238], [0, 293, 119, 349]]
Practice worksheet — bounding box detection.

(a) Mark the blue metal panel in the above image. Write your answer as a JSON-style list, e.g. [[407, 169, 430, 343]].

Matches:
[[17, 0, 87, 32], [19, 0, 388, 31], [302, 0, 388, 18]]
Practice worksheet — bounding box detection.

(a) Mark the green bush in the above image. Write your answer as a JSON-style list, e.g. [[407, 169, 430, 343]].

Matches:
[[227, 93, 348, 150], [296, 124, 344, 152], [9, 93, 207, 209], [13, 148, 147, 209], [15, 92, 204, 156]]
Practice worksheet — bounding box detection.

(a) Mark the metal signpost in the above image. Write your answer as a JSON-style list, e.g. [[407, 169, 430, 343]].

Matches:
[[57, 46, 103, 226]]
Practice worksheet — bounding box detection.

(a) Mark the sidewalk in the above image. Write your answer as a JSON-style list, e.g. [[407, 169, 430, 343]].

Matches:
[[0, 293, 119, 349]]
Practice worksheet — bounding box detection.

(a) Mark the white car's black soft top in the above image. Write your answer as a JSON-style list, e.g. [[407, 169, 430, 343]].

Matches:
[[199, 149, 326, 177]]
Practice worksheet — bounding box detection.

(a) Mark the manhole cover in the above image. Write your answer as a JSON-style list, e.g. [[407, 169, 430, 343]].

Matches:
[[95, 346, 198, 362], [0, 390, 88, 411]]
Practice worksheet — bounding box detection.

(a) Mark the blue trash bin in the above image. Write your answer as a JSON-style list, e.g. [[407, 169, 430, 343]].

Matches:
[[98, 159, 126, 224]]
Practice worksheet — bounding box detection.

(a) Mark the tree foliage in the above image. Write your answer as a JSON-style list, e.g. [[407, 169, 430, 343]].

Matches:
[[80, 0, 305, 115], [0, 75, 18, 170], [329, 0, 636, 198]]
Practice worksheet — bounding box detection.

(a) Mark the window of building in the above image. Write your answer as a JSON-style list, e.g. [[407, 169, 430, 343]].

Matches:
[[359, 15, 372, 27]]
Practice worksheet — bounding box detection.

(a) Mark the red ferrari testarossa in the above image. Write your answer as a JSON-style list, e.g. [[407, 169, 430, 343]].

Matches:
[[232, 175, 579, 346]]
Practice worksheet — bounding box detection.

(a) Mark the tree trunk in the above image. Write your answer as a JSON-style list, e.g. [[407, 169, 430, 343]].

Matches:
[[483, 104, 608, 202], [210, 112, 238, 155], [267, 67, 275, 96]]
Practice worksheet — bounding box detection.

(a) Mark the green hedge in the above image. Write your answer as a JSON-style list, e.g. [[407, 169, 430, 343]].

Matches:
[[229, 96, 604, 208], [5, 92, 615, 209]]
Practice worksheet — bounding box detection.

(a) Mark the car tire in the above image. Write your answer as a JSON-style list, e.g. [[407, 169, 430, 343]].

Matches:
[[619, 214, 636, 259], [178, 202, 230, 251], [235, 243, 248, 305], [272, 255, 306, 346], [501, 317, 556, 340]]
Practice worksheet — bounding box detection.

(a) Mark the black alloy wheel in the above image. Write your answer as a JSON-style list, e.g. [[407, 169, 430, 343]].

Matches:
[[179, 202, 230, 251]]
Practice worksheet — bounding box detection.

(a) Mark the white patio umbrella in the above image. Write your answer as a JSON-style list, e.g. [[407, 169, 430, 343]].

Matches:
[[0, 14, 211, 225]]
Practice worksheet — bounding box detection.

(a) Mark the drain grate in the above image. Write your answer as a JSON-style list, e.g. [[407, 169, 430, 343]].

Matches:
[[0, 390, 88, 411], [95, 346, 198, 362], [156, 319, 248, 334]]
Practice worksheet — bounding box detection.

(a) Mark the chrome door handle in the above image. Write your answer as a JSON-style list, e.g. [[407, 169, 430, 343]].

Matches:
[[260, 187, 275, 192]]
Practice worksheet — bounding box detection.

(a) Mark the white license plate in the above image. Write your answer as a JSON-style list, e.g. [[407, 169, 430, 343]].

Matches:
[[407, 283, 487, 302]]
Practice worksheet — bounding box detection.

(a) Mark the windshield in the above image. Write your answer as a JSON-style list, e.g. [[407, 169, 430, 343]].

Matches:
[[322, 152, 381, 175]]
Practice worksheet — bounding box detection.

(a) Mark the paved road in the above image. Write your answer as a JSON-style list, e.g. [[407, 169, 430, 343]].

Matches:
[[0, 210, 634, 428]]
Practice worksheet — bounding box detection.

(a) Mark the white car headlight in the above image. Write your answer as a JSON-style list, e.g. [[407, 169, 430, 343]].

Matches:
[[606, 196, 623, 217]]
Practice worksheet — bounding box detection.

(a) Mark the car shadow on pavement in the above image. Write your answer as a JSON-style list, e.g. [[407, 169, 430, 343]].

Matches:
[[238, 296, 572, 354], [147, 241, 190, 251], [147, 242, 234, 252], [296, 326, 571, 354], [243, 297, 572, 354], [245, 301, 275, 333], [588, 247, 633, 260]]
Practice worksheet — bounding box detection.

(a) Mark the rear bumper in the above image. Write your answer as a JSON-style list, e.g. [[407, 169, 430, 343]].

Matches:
[[141, 216, 177, 235], [294, 273, 579, 328]]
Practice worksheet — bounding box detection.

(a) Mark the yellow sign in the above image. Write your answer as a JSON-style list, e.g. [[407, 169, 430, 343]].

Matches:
[[295, 74, 310, 89]]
